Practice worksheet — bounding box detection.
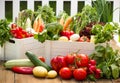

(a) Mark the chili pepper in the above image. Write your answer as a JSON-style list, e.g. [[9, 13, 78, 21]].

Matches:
[[12, 66, 34, 74]]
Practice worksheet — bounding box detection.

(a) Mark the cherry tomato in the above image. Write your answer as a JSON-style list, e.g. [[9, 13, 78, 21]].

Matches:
[[73, 68, 87, 81], [76, 54, 89, 67], [38, 56, 45, 62], [59, 67, 72, 79], [51, 56, 67, 72]]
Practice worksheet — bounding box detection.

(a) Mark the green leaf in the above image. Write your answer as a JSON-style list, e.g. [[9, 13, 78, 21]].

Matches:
[[102, 65, 111, 79], [95, 45, 105, 53], [110, 64, 119, 79]]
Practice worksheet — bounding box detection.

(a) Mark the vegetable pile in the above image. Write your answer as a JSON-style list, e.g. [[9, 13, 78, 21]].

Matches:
[[2, 0, 120, 81], [4, 51, 58, 79], [1, 0, 120, 44], [50, 52, 102, 81]]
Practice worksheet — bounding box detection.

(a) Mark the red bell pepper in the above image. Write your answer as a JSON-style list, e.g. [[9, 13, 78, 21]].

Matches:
[[12, 66, 34, 74], [60, 30, 74, 40]]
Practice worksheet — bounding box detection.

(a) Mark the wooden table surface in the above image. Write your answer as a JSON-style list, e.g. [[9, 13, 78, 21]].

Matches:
[[0, 61, 120, 83], [0, 40, 120, 83]]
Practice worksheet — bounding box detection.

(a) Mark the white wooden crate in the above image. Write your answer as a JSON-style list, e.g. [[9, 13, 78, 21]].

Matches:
[[44, 41, 95, 65], [4, 37, 95, 65], [4, 37, 45, 60]]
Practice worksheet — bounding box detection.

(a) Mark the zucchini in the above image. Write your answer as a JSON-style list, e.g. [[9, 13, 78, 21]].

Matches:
[[25, 51, 51, 71], [4, 59, 34, 69]]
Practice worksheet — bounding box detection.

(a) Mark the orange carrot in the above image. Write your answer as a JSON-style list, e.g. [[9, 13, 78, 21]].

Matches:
[[33, 19, 38, 32], [59, 17, 64, 26], [63, 16, 73, 31], [36, 18, 42, 33]]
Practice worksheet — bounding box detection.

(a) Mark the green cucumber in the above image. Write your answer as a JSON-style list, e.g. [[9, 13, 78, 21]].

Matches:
[[4, 59, 34, 69], [25, 51, 51, 71]]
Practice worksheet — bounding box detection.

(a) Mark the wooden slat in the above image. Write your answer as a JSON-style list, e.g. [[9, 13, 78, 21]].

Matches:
[[56, 0, 63, 16], [27, 0, 34, 11], [42, 0, 49, 6], [0, 69, 14, 83], [113, 0, 120, 22], [13, 0, 20, 22], [61, 78, 89, 83], [62, 78, 81, 83], [96, 79, 112, 83], [71, 0, 78, 16], [85, 0, 92, 6], [0, 0, 5, 19], [112, 78, 120, 83], [15, 74, 61, 83]]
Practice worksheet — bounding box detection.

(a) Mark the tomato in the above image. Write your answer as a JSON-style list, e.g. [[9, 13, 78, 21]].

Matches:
[[64, 54, 75, 65], [11, 23, 17, 29], [59, 67, 72, 79], [79, 36, 90, 42], [51, 56, 67, 72], [76, 54, 89, 67], [73, 68, 87, 81], [38, 56, 45, 62], [68, 65, 76, 72]]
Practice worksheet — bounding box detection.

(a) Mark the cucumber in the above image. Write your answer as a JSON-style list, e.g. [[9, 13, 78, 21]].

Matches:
[[25, 51, 51, 71], [4, 59, 34, 69]]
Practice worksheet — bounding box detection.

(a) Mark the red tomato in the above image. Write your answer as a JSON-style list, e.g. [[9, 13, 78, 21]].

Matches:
[[76, 54, 89, 67], [73, 68, 87, 81], [11, 23, 17, 29], [64, 54, 75, 65], [68, 65, 76, 72], [59, 67, 72, 79], [38, 56, 45, 62], [79, 36, 90, 42], [51, 56, 67, 72]]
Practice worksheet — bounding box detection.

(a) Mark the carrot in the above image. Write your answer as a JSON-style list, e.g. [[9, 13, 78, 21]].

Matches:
[[59, 17, 64, 26], [36, 18, 42, 32], [33, 19, 38, 32], [63, 16, 73, 31]]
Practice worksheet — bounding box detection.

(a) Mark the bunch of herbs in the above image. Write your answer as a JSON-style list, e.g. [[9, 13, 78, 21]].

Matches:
[[35, 5, 57, 24], [89, 43, 120, 79], [0, 19, 12, 47]]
